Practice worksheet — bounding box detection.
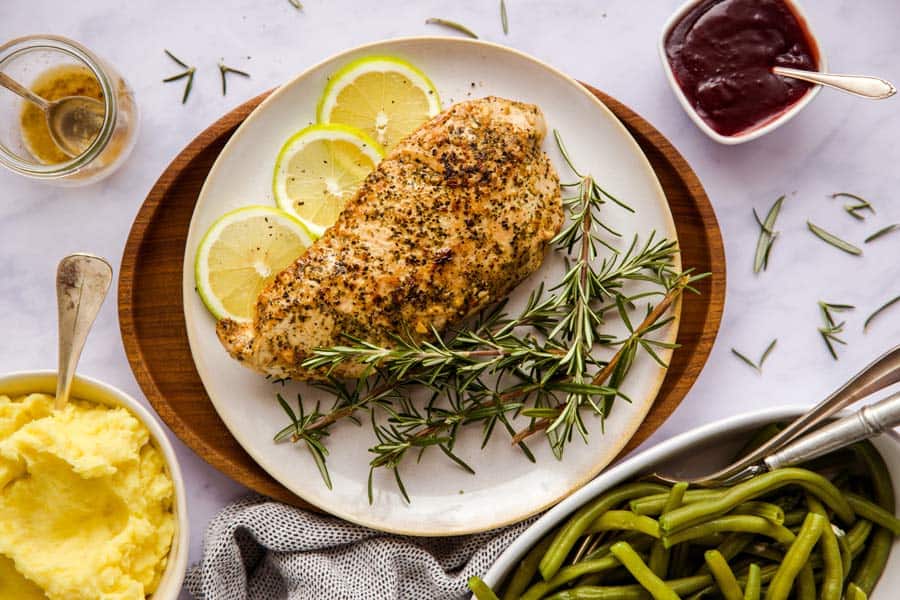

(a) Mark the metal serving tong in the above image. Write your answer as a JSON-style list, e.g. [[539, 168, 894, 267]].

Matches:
[[651, 345, 900, 487]]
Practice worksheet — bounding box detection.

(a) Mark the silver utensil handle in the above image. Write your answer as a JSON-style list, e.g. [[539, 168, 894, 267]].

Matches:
[[773, 67, 897, 100], [55, 254, 113, 410], [709, 345, 900, 482], [764, 391, 900, 470], [0, 72, 51, 110]]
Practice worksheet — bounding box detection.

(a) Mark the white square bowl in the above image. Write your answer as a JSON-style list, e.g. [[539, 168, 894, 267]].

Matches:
[[659, 0, 827, 145]]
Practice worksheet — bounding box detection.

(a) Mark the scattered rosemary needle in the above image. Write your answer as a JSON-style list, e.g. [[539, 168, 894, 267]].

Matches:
[[753, 195, 783, 273], [817, 301, 854, 360], [163, 50, 196, 104], [832, 192, 875, 221], [425, 18, 479, 39], [807, 221, 862, 256], [500, 0, 509, 34], [219, 62, 250, 96], [865, 224, 899, 244], [864, 295, 900, 332], [731, 338, 777, 373], [288, 0, 303, 9]]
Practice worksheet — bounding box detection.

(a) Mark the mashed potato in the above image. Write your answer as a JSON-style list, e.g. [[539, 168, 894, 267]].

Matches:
[[0, 393, 175, 600]]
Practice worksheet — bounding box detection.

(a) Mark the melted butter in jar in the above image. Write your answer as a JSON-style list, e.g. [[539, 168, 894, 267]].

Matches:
[[19, 64, 105, 164]]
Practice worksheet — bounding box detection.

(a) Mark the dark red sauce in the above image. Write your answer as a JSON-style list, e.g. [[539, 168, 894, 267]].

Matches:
[[665, 0, 819, 136]]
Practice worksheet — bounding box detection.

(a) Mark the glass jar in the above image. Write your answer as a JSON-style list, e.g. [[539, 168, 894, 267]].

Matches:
[[0, 35, 138, 185]]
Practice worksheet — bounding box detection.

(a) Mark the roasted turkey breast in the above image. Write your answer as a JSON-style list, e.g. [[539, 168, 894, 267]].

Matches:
[[217, 96, 563, 379]]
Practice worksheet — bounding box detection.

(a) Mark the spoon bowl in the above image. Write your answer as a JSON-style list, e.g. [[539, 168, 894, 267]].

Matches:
[[0, 71, 105, 158]]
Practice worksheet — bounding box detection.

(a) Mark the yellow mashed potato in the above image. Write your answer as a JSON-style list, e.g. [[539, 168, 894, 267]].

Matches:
[[0, 393, 175, 600]]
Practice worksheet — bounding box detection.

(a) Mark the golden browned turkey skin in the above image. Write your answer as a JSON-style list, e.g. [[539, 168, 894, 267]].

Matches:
[[217, 96, 563, 379]]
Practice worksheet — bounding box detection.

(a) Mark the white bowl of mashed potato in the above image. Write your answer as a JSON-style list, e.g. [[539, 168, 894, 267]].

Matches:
[[0, 370, 188, 600]]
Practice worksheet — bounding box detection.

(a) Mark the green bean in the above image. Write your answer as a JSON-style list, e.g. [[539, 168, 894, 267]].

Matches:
[[849, 442, 895, 595], [783, 509, 807, 528], [703, 550, 742, 600], [847, 519, 874, 556], [540, 483, 668, 580], [743, 563, 761, 600], [806, 495, 843, 600], [764, 512, 827, 600], [649, 482, 688, 578], [548, 574, 714, 600], [731, 502, 785, 525], [468, 576, 501, 600], [662, 515, 796, 548], [742, 542, 783, 563], [521, 556, 620, 600], [659, 469, 853, 534], [586, 533, 654, 562], [668, 543, 691, 579], [795, 563, 816, 600], [845, 582, 868, 600], [502, 533, 554, 600], [630, 490, 720, 516], [846, 492, 900, 535], [610, 542, 680, 600], [833, 524, 853, 578], [587, 511, 661, 538]]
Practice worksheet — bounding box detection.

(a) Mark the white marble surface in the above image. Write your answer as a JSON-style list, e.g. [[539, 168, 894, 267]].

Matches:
[[2, 1, 899, 596]]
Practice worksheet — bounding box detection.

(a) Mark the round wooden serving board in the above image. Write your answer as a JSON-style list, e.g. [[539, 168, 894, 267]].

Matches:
[[119, 85, 725, 509]]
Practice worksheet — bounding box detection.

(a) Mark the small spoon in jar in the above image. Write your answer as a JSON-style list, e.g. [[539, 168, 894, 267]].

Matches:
[[55, 254, 113, 410], [773, 67, 896, 99], [0, 71, 105, 158]]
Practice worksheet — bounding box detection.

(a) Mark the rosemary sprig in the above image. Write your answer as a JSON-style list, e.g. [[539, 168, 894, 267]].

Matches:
[[832, 192, 875, 221], [731, 338, 777, 374], [273, 393, 332, 489], [864, 295, 900, 332], [817, 301, 854, 359], [276, 131, 700, 501], [500, 0, 509, 34], [163, 50, 196, 104], [807, 221, 862, 256], [425, 18, 479, 38], [219, 62, 250, 96], [753, 196, 783, 273], [865, 224, 899, 244]]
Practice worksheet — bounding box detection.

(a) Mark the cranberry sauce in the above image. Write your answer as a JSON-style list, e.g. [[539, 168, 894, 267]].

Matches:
[[665, 0, 818, 136]]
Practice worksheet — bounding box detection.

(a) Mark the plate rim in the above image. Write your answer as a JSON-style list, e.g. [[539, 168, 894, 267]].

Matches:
[[180, 36, 684, 535]]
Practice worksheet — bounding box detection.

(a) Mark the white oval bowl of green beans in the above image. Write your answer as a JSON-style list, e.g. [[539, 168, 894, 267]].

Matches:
[[473, 407, 900, 600]]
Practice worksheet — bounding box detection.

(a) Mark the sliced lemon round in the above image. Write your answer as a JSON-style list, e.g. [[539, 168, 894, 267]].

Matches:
[[195, 206, 313, 322], [316, 55, 442, 151], [273, 123, 384, 237]]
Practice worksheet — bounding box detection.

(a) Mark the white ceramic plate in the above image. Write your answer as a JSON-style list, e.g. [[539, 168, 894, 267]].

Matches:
[[182, 37, 680, 535], [483, 407, 900, 598]]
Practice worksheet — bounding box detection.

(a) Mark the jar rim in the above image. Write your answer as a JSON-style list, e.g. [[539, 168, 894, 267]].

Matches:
[[0, 34, 117, 178]]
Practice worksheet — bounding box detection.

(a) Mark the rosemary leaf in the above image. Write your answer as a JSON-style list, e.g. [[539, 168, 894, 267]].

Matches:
[[817, 301, 853, 360], [832, 192, 875, 220], [288, 0, 303, 9], [219, 62, 251, 96], [164, 49, 189, 69], [425, 18, 479, 38], [865, 224, 899, 244], [864, 295, 900, 332], [754, 196, 784, 273], [759, 338, 778, 368], [181, 70, 195, 104], [731, 338, 776, 373], [731, 348, 761, 372], [807, 221, 862, 256], [500, 0, 509, 34]]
